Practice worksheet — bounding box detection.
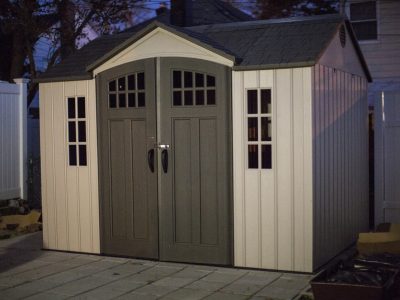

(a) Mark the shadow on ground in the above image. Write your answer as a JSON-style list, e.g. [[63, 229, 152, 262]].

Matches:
[[0, 232, 44, 273]]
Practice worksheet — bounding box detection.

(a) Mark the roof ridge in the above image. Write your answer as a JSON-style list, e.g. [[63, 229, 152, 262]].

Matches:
[[208, 0, 253, 21], [190, 13, 344, 32]]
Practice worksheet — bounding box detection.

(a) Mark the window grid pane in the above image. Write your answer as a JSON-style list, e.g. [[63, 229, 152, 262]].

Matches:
[[350, 1, 377, 41], [350, 1, 376, 21], [352, 21, 377, 40], [77, 97, 85, 118], [69, 145, 77, 166], [261, 89, 272, 114], [247, 90, 258, 114], [248, 145, 258, 169], [247, 88, 272, 170], [261, 117, 272, 142], [262, 145, 272, 169], [68, 97, 75, 119], [248, 118, 258, 141], [67, 96, 87, 167], [172, 70, 216, 106], [109, 72, 145, 109]]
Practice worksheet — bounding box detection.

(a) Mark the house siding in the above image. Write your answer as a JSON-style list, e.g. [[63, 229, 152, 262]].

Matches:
[[347, 0, 400, 79], [347, 0, 400, 100], [39, 80, 100, 253]]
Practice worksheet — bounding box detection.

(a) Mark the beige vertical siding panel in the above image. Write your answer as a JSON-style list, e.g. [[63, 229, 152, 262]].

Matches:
[[345, 72, 350, 243], [243, 70, 261, 268], [260, 171, 276, 268], [76, 81, 92, 252], [78, 166, 91, 252], [244, 172, 261, 267], [66, 169, 80, 251], [232, 71, 245, 266], [276, 69, 293, 271], [312, 65, 319, 267], [39, 84, 49, 248], [328, 67, 334, 259], [88, 79, 100, 253], [259, 70, 273, 87], [338, 71, 344, 246], [64, 81, 80, 251], [303, 67, 313, 272], [259, 69, 276, 269], [243, 71, 258, 88], [39, 79, 100, 253], [53, 82, 68, 250], [233, 68, 313, 272], [349, 73, 353, 242], [313, 65, 369, 269], [45, 83, 57, 249], [293, 68, 305, 272]]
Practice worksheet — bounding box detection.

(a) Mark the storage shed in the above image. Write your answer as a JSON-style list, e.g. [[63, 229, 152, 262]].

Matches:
[[36, 14, 371, 273]]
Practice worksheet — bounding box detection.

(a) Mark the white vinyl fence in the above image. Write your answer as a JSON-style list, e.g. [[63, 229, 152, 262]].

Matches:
[[375, 91, 400, 224], [0, 79, 28, 200]]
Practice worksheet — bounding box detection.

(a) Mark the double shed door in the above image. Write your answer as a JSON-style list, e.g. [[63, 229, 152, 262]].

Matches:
[[98, 58, 231, 265]]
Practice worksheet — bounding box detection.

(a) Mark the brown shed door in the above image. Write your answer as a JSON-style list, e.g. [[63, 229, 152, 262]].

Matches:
[[97, 58, 231, 265], [98, 59, 159, 259], [159, 58, 232, 265]]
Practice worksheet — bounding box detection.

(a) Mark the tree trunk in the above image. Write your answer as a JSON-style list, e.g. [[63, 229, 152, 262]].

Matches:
[[9, 30, 26, 81], [0, 33, 13, 81], [59, 0, 76, 59]]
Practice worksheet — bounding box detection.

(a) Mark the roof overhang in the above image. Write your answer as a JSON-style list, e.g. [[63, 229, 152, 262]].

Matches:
[[343, 19, 372, 82], [34, 74, 92, 83], [86, 21, 237, 73]]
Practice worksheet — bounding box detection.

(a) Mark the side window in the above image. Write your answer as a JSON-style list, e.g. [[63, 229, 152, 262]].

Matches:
[[247, 89, 272, 169], [172, 70, 216, 106], [108, 72, 145, 108], [67, 97, 87, 166], [350, 1, 377, 41]]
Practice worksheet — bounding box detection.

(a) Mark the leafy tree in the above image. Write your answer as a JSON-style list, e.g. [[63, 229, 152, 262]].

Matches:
[[0, 0, 147, 105], [253, 0, 339, 19]]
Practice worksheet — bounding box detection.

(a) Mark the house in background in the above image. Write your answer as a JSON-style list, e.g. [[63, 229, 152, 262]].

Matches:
[[346, 0, 400, 101], [346, 1, 400, 225], [35, 0, 371, 273]]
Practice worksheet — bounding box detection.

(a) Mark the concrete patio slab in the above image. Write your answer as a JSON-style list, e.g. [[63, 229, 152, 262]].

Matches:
[[0, 232, 312, 299]]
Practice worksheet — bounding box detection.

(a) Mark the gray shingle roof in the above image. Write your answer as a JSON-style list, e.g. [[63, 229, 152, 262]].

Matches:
[[37, 14, 371, 82], [191, 14, 342, 69]]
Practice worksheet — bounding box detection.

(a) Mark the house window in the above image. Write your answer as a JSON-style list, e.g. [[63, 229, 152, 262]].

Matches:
[[247, 89, 272, 169], [350, 1, 377, 41], [67, 97, 87, 166], [108, 72, 145, 108], [172, 70, 216, 106]]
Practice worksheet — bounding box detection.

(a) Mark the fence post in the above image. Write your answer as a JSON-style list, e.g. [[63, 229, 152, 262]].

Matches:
[[13, 78, 29, 200]]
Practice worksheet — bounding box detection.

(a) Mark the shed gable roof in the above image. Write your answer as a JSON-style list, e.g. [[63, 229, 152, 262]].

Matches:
[[37, 14, 372, 83], [92, 26, 235, 75]]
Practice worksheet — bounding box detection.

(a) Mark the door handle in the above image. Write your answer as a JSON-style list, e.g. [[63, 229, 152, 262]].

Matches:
[[147, 149, 155, 173], [161, 149, 168, 173]]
